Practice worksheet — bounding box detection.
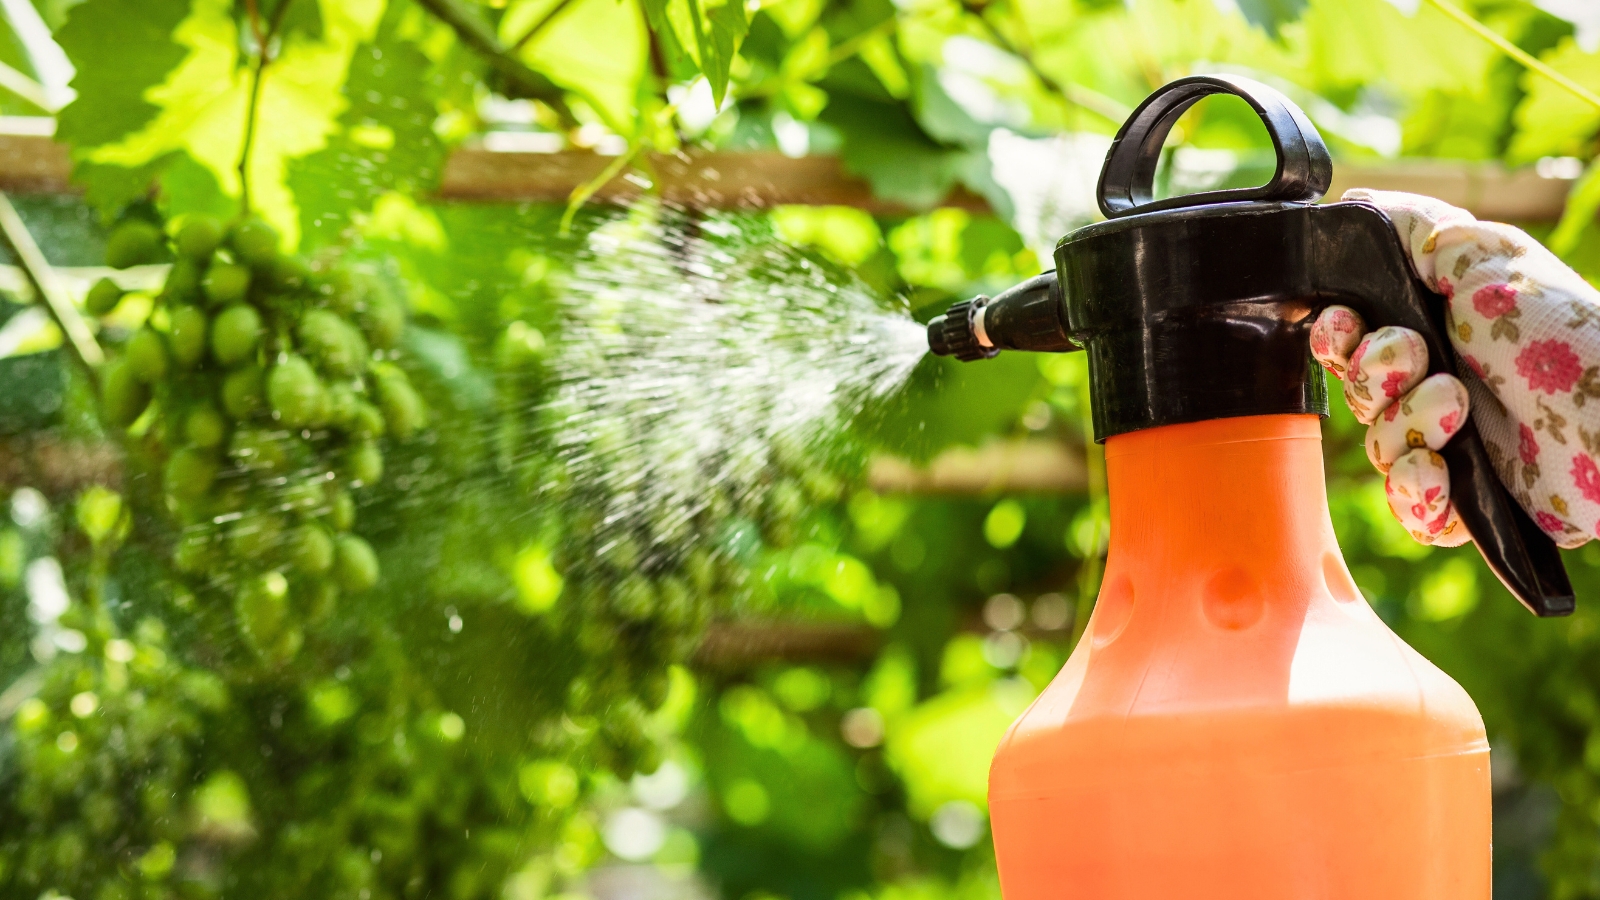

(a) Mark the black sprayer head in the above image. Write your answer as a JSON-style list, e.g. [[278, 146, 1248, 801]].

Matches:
[[927, 73, 1574, 618], [928, 273, 1075, 360], [927, 298, 998, 361]]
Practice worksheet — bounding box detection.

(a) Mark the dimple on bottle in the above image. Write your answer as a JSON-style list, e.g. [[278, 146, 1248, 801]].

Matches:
[[926, 75, 1574, 898]]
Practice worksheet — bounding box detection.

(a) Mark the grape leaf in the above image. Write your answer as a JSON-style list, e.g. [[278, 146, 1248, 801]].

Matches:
[[913, 63, 992, 148], [72, 0, 384, 246], [53, 0, 190, 210], [1549, 157, 1600, 259], [1508, 37, 1600, 163], [820, 92, 961, 209], [1301, 0, 1493, 95], [638, 0, 698, 81], [1234, 0, 1308, 40], [505, 0, 647, 135], [274, 0, 324, 40], [158, 150, 237, 219], [288, 8, 446, 247], [703, 0, 748, 108]]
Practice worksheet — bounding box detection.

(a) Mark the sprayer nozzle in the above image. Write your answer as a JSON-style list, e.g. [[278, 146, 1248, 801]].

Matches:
[[927, 298, 999, 361]]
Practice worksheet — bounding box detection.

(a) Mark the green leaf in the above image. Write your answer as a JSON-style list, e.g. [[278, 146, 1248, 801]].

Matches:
[[288, 8, 446, 247], [505, 0, 648, 134], [638, 0, 697, 81], [886, 676, 1036, 816], [158, 150, 236, 220], [1234, 0, 1308, 40], [704, 0, 749, 107], [1508, 37, 1600, 163], [78, 154, 181, 214], [68, 0, 385, 245], [819, 92, 961, 209], [1301, 0, 1494, 96], [275, 0, 326, 41], [913, 63, 991, 148], [54, 0, 191, 210], [1550, 157, 1600, 260]]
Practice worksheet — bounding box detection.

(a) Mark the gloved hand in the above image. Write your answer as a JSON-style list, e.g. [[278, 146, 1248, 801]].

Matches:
[[1312, 189, 1600, 549]]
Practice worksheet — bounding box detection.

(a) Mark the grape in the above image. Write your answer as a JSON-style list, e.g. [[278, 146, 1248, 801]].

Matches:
[[235, 571, 289, 646], [230, 217, 280, 269], [344, 441, 383, 486], [168, 305, 208, 367], [267, 254, 311, 292], [85, 277, 124, 316], [105, 221, 162, 269], [370, 364, 425, 440], [657, 577, 694, 627], [361, 285, 406, 349], [221, 365, 266, 419], [175, 214, 224, 260], [211, 304, 262, 366], [351, 402, 385, 439], [494, 321, 546, 370], [333, 535, 379, 593], [297, 309, 368, 378], [229, 513, 285, 562], [164, 447, 218, 501], [229, 427, 290, 473], [184, 404, 227, 448], [203, 263, 252, 306], [268, 355, 327, 428], [612, 576, 657, 620], [101, 361, 151, 428], [304, 578, 339, 622], [124, 328, 169, 382], [164, 258, 202, 301], [320, 267, 361, 316], [329, 489, 355, 531], [173, 531, 219, 574], [289, 524, 335, 575], [325, 383, 359, 429]]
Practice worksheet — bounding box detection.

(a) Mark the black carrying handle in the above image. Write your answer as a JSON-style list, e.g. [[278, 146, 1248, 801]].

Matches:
[[1097, 74, 1333, 219], [1312, 202, 1575, 617]]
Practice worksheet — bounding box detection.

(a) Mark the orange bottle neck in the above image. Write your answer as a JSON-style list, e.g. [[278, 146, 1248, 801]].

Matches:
[[1102, 414, 1337, 597]]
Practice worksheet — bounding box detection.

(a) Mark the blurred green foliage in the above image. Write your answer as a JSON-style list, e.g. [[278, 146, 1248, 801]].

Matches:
[[0, 0, 1595, 898]]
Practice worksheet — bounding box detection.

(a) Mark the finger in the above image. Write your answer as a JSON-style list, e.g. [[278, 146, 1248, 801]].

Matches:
[[1310, 305, 1366, 379], [1429, 505, 1471, 547], [1385, 448, 1467, 545], [1344, 326, 1428, 425], [1364, 374, 1471, 472]]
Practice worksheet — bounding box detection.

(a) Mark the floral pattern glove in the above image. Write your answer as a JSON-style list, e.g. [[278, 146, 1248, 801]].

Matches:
[[1311, 189, 1600, 549]]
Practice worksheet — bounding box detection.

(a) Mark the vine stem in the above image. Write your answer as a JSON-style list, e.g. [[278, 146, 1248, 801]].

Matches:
[[0, 192, 103, 380], [559, 141, 645, 235], [1427, 0, 1600, 112], [237, 0, 297, 215], [412, 0, 577, 125]]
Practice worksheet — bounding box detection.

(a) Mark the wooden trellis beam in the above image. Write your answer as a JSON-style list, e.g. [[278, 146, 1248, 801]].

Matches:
[[0, 120, 1579, 221]]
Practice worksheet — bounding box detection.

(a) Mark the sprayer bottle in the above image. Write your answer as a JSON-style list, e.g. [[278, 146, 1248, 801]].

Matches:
[[927, 76, 1575, 898]]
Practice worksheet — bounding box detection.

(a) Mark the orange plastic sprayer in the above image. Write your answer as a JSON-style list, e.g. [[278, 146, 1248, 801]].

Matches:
[[988, 413, 1490, 898], [925, 75, 1576, 896]]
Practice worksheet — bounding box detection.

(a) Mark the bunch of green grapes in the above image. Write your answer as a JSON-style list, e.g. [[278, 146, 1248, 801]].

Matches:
[[90, 216, 425, 663], [495, 321, 849, 779], [0, 618, 225, 899]]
